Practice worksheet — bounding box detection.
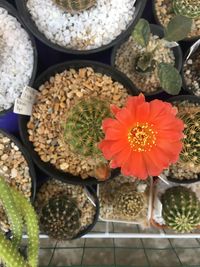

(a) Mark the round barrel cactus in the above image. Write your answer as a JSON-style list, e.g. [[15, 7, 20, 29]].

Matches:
[[161, 186, 200, 233], [173, 0, 200, 19], [64, 97, 111, 157], [116, 185, 145, 218], [54, 0, 96, 13], [40, 195, 81, 240]]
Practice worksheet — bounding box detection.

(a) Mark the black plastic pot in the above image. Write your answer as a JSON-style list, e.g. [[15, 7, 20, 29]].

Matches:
[[0, 0, 38, 116], [0, 128, 36, 202], [18, 60, 139, 185], [167, 95, 200, 184], [16, 0, 147, 55], [111, 24, 183, 100], [181, 41, 200, 96], [152, 0, 200, 42]]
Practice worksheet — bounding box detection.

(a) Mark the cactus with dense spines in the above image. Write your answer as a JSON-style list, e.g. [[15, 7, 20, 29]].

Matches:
[[64, 97, 111, 157], [173, 0, 200, 19], [0, 176, 39, 267], [115, 185, 145, 218], [54, 0, 96, 13], [40, 195, 81, 240], [161, 186, 200, 233], [178, 106, 200, 172]]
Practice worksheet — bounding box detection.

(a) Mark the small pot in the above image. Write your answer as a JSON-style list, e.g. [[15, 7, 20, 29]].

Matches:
[[167, 95, 200, 184], [0, 0, 38, 116], [152, 0, 200, 42], [18, 60, 139, 185], [181, 40, 200, 96], [111, 24, 183, 100], [0, 128, 36, 202], [16, 0, 147, 55]]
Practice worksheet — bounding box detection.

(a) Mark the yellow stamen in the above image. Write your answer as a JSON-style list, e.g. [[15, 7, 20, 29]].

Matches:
[[128, 122, 157, 152]]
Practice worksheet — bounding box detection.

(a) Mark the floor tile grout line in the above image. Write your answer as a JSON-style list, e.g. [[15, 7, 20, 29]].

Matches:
[[137, 225, 152, 267], [80, 239, 86, 266], [47, 241, 58, 266], [168, 238, 183, 266]]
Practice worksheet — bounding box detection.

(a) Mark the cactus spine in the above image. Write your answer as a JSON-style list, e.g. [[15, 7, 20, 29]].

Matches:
[[161, 186, 200, 233], [64, 97, 111, 157], [55, 0, 96, 13], [173, 0, 200, 19], [40, 195, 81, 240], [0, 176, 39, 267], [115, 185, 145, 218]]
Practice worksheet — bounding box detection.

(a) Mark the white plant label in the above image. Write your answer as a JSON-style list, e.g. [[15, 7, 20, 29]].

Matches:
[[14, 98, 33, 115], [154, 197, 163, 219], [21, 86, 38, 104], [186, 39, 200, 60]]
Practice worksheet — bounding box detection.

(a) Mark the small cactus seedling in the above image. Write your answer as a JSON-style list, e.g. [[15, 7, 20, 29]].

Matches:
[[115, 185, 145, 218], [132, 17, 192, 95], [161, 186, 200, 233], [40, 195, 81, 240], [173, 0, 200, 19], [0, 176, 39, 267], [178, 105, 200, 172], [64, 97, 111, 157], [54, 0, 96, 13]]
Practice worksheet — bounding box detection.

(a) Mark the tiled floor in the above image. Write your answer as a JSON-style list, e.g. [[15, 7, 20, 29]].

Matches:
[[36, 221, 200, 267]]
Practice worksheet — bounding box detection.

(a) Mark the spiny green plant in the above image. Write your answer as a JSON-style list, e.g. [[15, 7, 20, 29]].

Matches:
[[54, 0, 96, 13], [0, 176, 39, 267], [40, 195, 81, 240], [173, 0, 200, 19], [64, 97, 111, 157], [132, 16, 192, 95], [115, 184, 145, 218], [178, 105, 200, 172], [161, 186, 200, 233]]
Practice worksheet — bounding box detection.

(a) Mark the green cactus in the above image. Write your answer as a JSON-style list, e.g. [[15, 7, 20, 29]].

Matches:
[[173, 0, 200, 19], [40, 195, 81, 240], [64, 97, 111, 157], [161, 186, 200, 233], [116, 185, 145, 218], [0, 176, 39, 267], [178, 106, 200, 170], [54, 0, 96, 12]]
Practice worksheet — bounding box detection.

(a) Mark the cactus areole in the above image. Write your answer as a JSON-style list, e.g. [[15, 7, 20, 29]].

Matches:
[[173, 0, 200, 19]]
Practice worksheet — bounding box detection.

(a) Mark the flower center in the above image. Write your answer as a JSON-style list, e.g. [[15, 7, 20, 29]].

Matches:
[[128, 122, 157, 152]]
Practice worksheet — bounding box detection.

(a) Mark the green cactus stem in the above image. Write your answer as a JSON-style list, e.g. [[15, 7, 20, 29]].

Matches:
[[173, 0, 200, 19], [40, 195, 81, 240], [54, 0, 96, 13], [64, 97, 111, 157], [161, 186, 200, 233]]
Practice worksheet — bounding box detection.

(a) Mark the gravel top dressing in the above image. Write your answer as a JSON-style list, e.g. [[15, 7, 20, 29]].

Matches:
[[27, 0, 136, 50], [0, 7, 34, 112]]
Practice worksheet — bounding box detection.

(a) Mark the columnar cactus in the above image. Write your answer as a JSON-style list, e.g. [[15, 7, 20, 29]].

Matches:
[[116, 185, 145, 218], [0, 176, 39, 267], [40, 195, 81, 240], [173, 0, 200, 19], [178, 106, 200, 172], [161, 186, 200, 233], [64, 97, 111, 157], [54, 0, 96, 13]]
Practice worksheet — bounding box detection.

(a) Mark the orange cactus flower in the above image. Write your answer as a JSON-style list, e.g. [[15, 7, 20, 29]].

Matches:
[[98, 94, 184, 180]]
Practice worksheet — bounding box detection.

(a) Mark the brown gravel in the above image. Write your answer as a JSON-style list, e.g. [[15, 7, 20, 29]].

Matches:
[[0, 133, 32, 232], [115, 35, 175, 93], [183, 48, 200, 96], [155, 0, 200, 39], [28, 67, 129, 179], [35, 179, 96, 232]]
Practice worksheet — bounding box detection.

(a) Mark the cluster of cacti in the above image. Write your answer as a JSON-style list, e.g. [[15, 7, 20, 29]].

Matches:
[[0, 176, 39, 267], [178, 106, 200, 172], [54, 0, 96, 13], [64, 97, 111, 157], [132, 17, 192, 95], [161, 186, 200, 233], [40, 195, 81, 240], [173, 0, 200, 19], [115, 184, 145, 218]]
